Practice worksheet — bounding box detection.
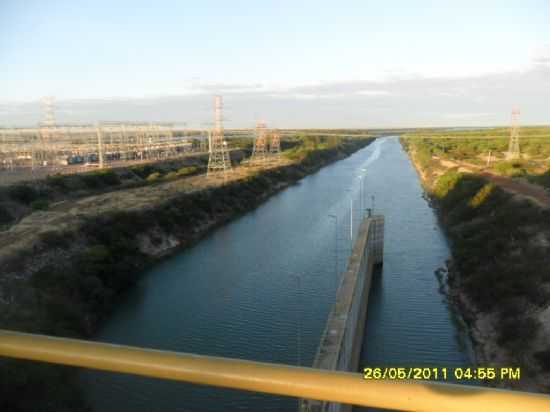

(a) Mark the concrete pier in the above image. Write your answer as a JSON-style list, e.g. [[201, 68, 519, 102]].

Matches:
[[304, 215, 384, 412]]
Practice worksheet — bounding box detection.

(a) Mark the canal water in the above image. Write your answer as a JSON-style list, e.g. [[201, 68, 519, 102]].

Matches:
[[81, 137, 471, 411]]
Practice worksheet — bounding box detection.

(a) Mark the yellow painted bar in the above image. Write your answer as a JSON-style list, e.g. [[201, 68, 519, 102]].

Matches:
[[0, 330, 549, 411]]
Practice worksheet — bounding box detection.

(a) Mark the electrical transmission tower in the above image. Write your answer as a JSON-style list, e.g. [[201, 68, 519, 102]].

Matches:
[[38, 96, 57, 165], [507, 108, 521, 160], [41, 96, 56, 127], [269, 128, 281, 159], [207, 95, 232, 176], [250, 121, 268, 163]]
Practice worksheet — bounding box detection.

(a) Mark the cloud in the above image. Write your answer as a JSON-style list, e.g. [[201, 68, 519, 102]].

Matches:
[[356, 90, 392, 96], [1, 67, 549, 128], [192, 82, 265, 94], [533, 44, 550, 64], [443, 112, 494, 119]]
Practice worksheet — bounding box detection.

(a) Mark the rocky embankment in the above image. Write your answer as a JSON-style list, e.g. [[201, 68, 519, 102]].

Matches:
[[403, 138, 550, 393]]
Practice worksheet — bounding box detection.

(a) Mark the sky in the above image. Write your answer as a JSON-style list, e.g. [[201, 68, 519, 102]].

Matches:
[[1, 0, 549, 128]]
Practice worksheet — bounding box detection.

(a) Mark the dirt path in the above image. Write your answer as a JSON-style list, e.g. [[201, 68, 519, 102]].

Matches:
[[434, 156, 550, 208], [480, 172, 550, 208]]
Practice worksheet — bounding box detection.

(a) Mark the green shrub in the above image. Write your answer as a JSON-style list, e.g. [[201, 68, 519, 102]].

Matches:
[[498, 316, 539, 346], [8, 184, 39, 204], [46, 174, 68, 189], [468, 184, 495, 209], [39, 231, 72, 248], [0, 204, 12, 225], [528, 170, 550, 189], [81, 169, 120, 188], [81, 245, 112, 263], [493, 161, 526, 177], [30, 265, 73, 294], [164, 171, 179, 180], [177, 166, 199, 176], [433, 170, 462, 199], [535, 349, 550, 371], [31, 199, 49, 211], [146, 172, 161, 182]]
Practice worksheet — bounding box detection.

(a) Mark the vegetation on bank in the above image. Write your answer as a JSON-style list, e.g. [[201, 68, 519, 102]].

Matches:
[[402, 127, 550, 190], [0, 157, 209, 230], [433, 170, 550, 312], [403, 126, 550, 140], [282, 129, 371, 137], [0, 135, 373, 412], [402, 137, 550, 384]]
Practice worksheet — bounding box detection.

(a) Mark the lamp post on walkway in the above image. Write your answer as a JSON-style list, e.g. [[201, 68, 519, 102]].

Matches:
[[357, 175, 363, 213], [345, 189, 353, 244], [328, 214, 338, 298], [291, 272, 303, 412], [361, 168, 367, 217], [290, 274, 302, 368]]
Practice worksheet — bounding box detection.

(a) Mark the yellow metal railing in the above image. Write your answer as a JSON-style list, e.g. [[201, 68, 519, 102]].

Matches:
[[0, 330, 549, 412]]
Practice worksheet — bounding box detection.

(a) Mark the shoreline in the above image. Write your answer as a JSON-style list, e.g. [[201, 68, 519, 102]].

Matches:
[[408, 149, 488, 366], [404, 139, 544, 392]]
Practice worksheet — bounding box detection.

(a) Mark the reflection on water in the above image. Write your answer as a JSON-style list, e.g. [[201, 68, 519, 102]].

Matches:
[[81, 137, 470, 412]]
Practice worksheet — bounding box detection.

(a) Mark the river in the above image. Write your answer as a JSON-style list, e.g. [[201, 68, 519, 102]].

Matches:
[[81, 137, 471, 411]]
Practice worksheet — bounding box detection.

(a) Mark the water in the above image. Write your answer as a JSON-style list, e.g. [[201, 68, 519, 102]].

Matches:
[[81, 137, 470, 411], [354, 138, 472, 411]]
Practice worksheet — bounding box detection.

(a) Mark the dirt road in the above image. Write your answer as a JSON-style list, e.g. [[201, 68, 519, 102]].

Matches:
[[434, 156, 550, 208]]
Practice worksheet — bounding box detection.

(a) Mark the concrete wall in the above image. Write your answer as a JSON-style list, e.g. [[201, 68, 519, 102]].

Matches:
[[302, 215, 384, 412]]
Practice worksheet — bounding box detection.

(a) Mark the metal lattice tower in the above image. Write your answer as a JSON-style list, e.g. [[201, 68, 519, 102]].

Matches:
[[269, 128, 281, 158], [507, 108, 521, 160], [38, 96, 57, 163], [207, 96, 232, 176], [251, 121, 268, 163], [41, 96, 56, 128]]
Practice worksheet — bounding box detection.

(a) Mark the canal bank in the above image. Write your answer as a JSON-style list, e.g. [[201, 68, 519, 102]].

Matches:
[[81, 137, 471, 412], [0, 137, 373, 412], [402, 138, 550, 392]]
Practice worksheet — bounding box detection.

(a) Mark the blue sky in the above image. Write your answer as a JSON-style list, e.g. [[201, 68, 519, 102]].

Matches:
[[1, 0, 549, 127]]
